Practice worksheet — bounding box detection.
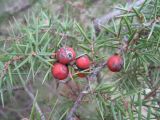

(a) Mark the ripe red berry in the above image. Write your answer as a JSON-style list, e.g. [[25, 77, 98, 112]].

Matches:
[[56, 47, 76, 64], [52, 63, 69, 80], [107, 54, 123, 72], [76, 55, 90, 70], [75, 70, 86, 78], [77, 72, 86, 78]]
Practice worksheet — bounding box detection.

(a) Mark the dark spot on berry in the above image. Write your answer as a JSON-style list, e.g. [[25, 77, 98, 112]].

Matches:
[[67, 53, 73, 59]]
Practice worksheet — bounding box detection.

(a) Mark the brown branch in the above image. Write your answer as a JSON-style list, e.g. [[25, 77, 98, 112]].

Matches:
[[93, 0, 145, 35], [65, 84, 89, 120], [65, 61, 106, 120]]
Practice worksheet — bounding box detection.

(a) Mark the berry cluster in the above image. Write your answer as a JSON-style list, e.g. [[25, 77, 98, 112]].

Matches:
[[52, 46, 91, 80], [51, 46, 123, 80]]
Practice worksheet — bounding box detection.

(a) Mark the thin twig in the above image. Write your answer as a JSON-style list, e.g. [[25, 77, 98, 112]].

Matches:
[[24, 85, 45, 120], [144, 86, 159, 100]]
